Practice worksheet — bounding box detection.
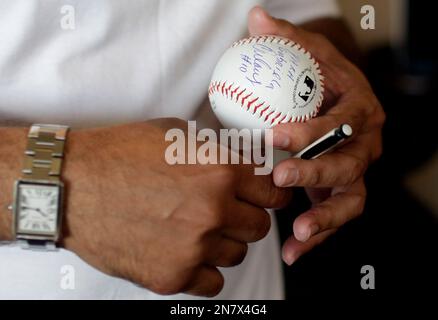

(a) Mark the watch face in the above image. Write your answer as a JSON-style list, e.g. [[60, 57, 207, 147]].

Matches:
[[17, 184, 60, 235]]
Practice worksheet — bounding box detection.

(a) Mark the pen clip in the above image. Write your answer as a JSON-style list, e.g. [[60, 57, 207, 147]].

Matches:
[[294, 124, 352, 160]]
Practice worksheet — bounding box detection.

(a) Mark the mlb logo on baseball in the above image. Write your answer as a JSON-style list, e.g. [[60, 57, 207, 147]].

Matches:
[[209, 35, 324, 130], [298, 75, 315, 102]]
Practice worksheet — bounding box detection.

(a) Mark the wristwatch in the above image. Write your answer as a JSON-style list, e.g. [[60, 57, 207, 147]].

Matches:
[[11, 124, 69, 251]]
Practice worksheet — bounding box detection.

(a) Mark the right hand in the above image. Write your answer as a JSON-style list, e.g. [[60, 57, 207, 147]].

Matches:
[[61, 119, 292, 297]]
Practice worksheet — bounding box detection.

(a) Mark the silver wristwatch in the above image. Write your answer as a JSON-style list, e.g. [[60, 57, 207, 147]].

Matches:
[[11, 124, 69, 251]]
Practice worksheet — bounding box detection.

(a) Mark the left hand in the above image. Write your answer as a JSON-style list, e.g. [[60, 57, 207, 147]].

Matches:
[[248, 7, 386, 265]]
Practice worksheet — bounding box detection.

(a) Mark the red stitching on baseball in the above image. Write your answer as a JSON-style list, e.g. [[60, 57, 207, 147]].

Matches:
[[230, 86, 240, 99], [260, 106, 270, 117], [246, 97, 259, 111], [253, 102, 264, 114], [208, 81, 216, 95], [271, 112, 281, 125], [225, 83, 233, 96], [240, 92, 252, 107], [211, 36, 324, 126], [220, 81, 226, 95], [264, 110, 275, 122], [279, 114, 287, 123], [235, 88, 246, 102]]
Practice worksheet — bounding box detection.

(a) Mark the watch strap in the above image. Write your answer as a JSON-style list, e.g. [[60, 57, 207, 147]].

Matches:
[[22, 124, 69, 182], [17, 239, 57, 251]]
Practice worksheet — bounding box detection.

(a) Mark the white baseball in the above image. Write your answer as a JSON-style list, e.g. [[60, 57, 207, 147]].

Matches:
[[209, 35, 324, 130]]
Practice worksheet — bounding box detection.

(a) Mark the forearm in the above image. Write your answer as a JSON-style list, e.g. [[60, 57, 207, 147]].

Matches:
[[299, 18, 363, 67], [0, 124, 120, 243], [0, 127, 27, 241]]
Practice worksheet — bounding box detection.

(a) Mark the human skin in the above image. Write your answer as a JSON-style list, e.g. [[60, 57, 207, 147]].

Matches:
[[0, 6, 384, 297], [248, 7, 385, 265], [0, 119, 292, 297]]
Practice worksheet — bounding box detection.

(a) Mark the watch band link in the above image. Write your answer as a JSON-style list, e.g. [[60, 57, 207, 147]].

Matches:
[[22, 124, 69, 182]]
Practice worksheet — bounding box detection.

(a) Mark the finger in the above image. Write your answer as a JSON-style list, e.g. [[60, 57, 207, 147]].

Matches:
[[184, 266, 224, 297], [247, 6, 365, 96], [271, 101, 368, 152], [206, 237, 248, 267], [282, 229, 337, 265], [305, 187, 332, 204], [237, 164, 293, 209], [247, 6, 339, 60], [273, 141, 369, 188], [293, 180, 366, 242], [248, 6, 308, 47], [223, 201, 271, 243]]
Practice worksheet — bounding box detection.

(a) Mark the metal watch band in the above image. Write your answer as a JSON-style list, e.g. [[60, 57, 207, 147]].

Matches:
[[15, 124, 69, 251], [17, 239, 57, 251], [22, 124, 69, 181]]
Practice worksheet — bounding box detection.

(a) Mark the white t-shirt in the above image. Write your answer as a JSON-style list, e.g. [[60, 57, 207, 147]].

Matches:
[[0, 0, 339, 299]]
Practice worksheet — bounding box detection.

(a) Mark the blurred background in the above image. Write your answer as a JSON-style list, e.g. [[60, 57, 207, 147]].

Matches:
[[278, 0, 438, 297]]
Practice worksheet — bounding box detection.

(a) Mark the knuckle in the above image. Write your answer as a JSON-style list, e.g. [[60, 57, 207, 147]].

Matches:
[[377, 107, 386, 127], [373, 140, 383, 160], [350, 158, 366, 182], [266, 183, 292, 208], [151, 117, 187, 131], [308, 167, 323, 187], [204, 205, 225, 229], [251, 211, 271, 241], [166, 117, 187, 128], [366, 95, 386, 126], [186, 242, 207, 265], [217, 164, 236, 180], [195, 202, 226, 232], [293, 123, 314, 149], [272, 187, 292, 208], [207, 273, 225, 297], [351, 194, 366, 218], [219, 243, 248, 267], [232, 244, 248, 266], [210, 165, 237, 188], [314, 33, 329, 45], [149, 273, 188, 296]]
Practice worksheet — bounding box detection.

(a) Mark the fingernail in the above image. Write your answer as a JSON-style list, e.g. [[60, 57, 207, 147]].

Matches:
[[296, 223, 319, 242], [272, 131, 290, 148], [284, 258, 295, 266], [283, 252, 297, 266], [254, 6, 270, 18], [276, 168, 299, 187], [309, 224, 320, 237], [260, 8, 272, 19]]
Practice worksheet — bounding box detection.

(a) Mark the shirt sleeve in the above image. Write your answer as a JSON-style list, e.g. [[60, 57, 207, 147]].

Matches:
[[264, 0, 341, 25]]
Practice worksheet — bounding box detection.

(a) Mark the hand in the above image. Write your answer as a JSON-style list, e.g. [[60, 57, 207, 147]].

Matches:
[[248, 7, 385, 265], [62, 119, 291, 296]]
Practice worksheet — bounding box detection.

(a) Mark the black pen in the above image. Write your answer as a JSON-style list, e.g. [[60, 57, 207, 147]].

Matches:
[[293, 124, 353, 160]]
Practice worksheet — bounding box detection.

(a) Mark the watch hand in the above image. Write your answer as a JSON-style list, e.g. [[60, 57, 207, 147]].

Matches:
[[21, 206, 36, 211], [21, 206, 49, 217], [37, 209, 48, 218]]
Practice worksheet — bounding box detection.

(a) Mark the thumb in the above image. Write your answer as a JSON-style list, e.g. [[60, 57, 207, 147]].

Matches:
[[247, 6, 297, 39]]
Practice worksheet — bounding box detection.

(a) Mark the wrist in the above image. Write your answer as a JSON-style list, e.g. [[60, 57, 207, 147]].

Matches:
[[0, 127, 27, 241], [57, 129, 98, 253], [0, 210, 12, 241]]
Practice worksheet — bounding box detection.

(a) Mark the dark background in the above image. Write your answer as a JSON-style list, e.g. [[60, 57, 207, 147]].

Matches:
[[278, 0, 438, 297]]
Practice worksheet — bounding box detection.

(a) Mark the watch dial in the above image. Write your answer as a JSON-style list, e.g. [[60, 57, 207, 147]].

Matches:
[[17, 184, 59, 234]]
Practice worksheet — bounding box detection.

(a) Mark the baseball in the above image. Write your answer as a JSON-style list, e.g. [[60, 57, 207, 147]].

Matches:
[[208, 35, 324, 130]]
